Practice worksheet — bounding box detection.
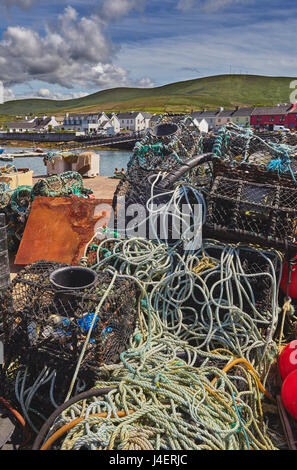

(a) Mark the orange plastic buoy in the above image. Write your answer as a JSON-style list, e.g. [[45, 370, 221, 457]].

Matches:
[[281, 369, 297, 420], [279, 340, 297, 381]]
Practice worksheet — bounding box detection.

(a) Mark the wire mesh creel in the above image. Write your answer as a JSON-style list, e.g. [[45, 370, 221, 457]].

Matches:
[[1, 261, 139, 374]]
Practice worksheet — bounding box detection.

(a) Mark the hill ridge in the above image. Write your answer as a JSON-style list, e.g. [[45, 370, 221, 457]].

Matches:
[[0, 74, 295, 117]]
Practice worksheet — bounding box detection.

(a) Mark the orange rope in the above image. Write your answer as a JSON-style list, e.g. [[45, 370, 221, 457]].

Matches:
[[40, 410, 134, 450], [0, 396, 32, 447], [211, 358, 275, 403]]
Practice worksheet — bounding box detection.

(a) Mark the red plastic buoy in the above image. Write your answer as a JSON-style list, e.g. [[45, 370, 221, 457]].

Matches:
[[280, 261, 297, 298], [281, 369, 297, 420], [279, 340, 297, 381]]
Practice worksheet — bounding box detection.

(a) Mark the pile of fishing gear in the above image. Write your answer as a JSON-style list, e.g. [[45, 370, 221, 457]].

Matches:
[[0, 261, 138, 434], [2, 117, 297, 450], [203, 122, 297, 181], [0, 171, 93, 252]]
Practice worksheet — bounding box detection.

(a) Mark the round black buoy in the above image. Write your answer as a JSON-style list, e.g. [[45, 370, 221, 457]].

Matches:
[[49, 266, 98, 290]]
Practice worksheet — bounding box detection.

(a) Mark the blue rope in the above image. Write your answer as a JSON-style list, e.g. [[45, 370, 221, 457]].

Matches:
[[232, 393, 251, 450]]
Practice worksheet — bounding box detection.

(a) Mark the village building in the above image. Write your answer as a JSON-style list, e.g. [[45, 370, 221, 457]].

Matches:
[[62, 112, 121, 135], [250, 104, 293, 130], [191, 117, 209, 133], [6, 116, 60, 133], [287, 104, 297, 130], [62, 113, 100, 133], [215, 109, 235, 129], [117, 112, 152, 132], [106, 113, 121, 135], [191, 110, 220, 131], [231, 107, 254, 127]]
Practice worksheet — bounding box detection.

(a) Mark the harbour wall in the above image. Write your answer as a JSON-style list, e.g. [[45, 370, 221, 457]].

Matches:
[[0, 132, 78, 142]]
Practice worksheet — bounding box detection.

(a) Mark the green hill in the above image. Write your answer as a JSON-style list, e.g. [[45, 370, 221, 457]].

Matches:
[[0, 74, 295, 117]]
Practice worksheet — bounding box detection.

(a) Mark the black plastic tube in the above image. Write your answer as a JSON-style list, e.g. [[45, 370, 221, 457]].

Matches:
[[158, 152, 216, 189]]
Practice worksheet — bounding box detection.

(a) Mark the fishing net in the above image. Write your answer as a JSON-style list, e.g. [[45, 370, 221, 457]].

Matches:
[[111, 115, 211, 246], [128, 114, 203, 173], [204, 172, 297, 255], [113, 114, 207, 213], [202, 123, 297, 184], [31, 171, 92, 198], [1, 261, 138, 372]]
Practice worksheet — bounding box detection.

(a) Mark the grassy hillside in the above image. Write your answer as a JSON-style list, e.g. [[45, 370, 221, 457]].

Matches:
[[0, 74, 295, 117]]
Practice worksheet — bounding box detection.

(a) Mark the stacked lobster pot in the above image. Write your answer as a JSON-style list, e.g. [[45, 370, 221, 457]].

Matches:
[[201, 123, 297, 260]]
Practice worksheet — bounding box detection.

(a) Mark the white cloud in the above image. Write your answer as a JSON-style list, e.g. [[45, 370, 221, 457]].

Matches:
[[3, 88, 16, 102], [100, 0, 146, 20], [0, 7, 123, 89], [0, 5, 154, 93], [37, 88, 51, 98], [3, 88, 90, 102], [137, 77, 155, 88]]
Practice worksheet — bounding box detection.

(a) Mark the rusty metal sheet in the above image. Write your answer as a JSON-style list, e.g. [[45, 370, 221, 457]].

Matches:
[[15, 196, 113, 266]]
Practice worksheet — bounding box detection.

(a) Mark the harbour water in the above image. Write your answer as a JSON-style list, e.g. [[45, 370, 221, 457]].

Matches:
[[0, 147, 132, 177]]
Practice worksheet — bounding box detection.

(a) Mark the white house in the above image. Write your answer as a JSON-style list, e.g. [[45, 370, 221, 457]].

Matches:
[[6, 116, 60, 133], [62, 113, 99, 133], [192, 118, 209, 133], [62, 112, 120, 135], [191, 110, 220, 131], [106, 113, 121, 134], [117, 112, 152, 132]]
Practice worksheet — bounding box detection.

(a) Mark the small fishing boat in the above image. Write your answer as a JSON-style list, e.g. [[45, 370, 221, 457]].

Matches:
[[0, 154, 14, 161], [0, 149, 14, 161]]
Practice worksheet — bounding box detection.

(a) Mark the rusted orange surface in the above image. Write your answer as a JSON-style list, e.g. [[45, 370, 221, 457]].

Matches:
[[15, 196, 113, 266]]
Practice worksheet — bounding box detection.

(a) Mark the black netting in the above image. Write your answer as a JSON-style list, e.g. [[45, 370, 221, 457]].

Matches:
[[204, 175, 297, 254], [1, 261, 139, 374], [201, 124, 297, 187]]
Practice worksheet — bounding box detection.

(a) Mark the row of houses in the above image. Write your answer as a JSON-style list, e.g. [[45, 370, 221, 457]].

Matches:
[[4, 111, 154, 136], [4, 104, 297, 136], [4, 116, 62, 133], [62, 111, 153, 135], [191, 104, 297, 131]]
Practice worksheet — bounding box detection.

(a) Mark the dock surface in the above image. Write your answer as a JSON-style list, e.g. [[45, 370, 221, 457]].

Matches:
[[32, 174, 119, 200]]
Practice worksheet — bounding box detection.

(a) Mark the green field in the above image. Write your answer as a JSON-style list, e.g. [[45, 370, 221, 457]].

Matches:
[[0, 74, 295, 118]]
